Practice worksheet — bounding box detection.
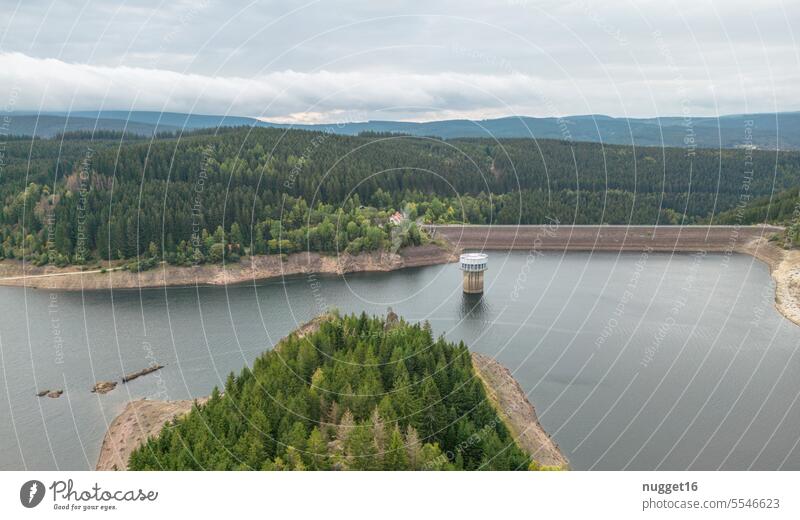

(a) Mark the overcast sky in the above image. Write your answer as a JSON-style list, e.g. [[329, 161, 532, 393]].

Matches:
[[1, 0, 798, 123]]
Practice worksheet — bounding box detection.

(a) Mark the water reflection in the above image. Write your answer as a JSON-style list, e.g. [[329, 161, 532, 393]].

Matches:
[[460, 292, 489, 319]]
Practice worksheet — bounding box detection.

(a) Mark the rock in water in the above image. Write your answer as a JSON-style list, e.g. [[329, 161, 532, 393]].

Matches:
[[91, 381, 117, 394], [122, 364, 164, 383]]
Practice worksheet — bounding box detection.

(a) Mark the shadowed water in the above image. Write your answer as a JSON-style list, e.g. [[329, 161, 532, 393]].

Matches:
[[1, 251, 799, 470]]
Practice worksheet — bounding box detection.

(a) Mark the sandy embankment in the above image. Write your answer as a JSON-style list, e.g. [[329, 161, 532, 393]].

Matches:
[[95, 398, 207, 471], [471, 352, 567, 468], [738, 237, 800, 327]]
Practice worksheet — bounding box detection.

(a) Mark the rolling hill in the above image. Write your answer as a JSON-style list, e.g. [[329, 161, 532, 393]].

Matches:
[[4, 110, 799, 150]]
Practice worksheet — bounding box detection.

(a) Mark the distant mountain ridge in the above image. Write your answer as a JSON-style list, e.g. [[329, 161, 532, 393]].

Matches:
[[4, 110, 799, 150]]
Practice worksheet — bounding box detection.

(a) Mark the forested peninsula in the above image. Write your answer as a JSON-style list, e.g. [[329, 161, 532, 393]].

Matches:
[[98, 313, 566, 471]]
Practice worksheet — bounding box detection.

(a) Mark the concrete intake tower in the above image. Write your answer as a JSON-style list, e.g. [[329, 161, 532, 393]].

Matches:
[[459, 252, 488, 294]]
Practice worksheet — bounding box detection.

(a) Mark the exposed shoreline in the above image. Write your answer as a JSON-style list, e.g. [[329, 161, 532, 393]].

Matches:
[[2, 225, 797, 327], [737, 237, 800, 327], [0, 243, 457, 291], [95, 398, 206, 471], [429, 224, 798, 326], [96, 317, 565, 470], [0, 225, 784, 291], [471, 352, 567, 468]]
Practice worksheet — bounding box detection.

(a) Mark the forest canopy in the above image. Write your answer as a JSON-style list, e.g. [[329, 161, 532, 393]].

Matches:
[[2, 128, 798, 267]]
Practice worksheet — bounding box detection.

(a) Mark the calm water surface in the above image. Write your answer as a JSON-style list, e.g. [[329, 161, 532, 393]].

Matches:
[[1, 251, 799, 470]]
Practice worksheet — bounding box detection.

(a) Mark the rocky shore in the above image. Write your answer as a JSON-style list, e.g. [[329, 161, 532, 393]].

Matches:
[[0, 225, 785, 292], [4, 224, 797, 328], [471, 352, 567, 468], [96, 398, 207, 471], [0, 244, 456, 291], [738, 237, 800, 327]]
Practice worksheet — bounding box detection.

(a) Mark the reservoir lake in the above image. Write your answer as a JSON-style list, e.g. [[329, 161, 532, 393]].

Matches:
[[2, 251, 799, 470]]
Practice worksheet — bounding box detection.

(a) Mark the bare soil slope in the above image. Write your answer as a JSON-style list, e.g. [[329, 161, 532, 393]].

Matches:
[[739, 237, 800, 326], [471, 352, 567, 468], [96, 398, 206, 471]]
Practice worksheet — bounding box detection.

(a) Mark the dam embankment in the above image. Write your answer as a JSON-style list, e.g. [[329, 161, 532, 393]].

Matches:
[[428, 224, 783, 253]]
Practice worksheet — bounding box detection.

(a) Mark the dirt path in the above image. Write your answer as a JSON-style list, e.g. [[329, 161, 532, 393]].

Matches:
[[0, 265, 123, 281]]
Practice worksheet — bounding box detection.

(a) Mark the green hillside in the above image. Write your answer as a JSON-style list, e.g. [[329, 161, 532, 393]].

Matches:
[[712, 187, 800, 246], [1, 127, 799, 267]]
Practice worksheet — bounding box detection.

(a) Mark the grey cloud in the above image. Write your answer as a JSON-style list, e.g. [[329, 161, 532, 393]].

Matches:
[[0, 0, 797, 120]]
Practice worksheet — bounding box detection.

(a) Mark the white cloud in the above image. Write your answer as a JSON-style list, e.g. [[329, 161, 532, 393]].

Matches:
[[0, 52, 552, 121], [2, 50, 797, 123]]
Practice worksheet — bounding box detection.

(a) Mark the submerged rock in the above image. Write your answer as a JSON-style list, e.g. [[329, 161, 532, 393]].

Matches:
[[91, 381, 117, 394]]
